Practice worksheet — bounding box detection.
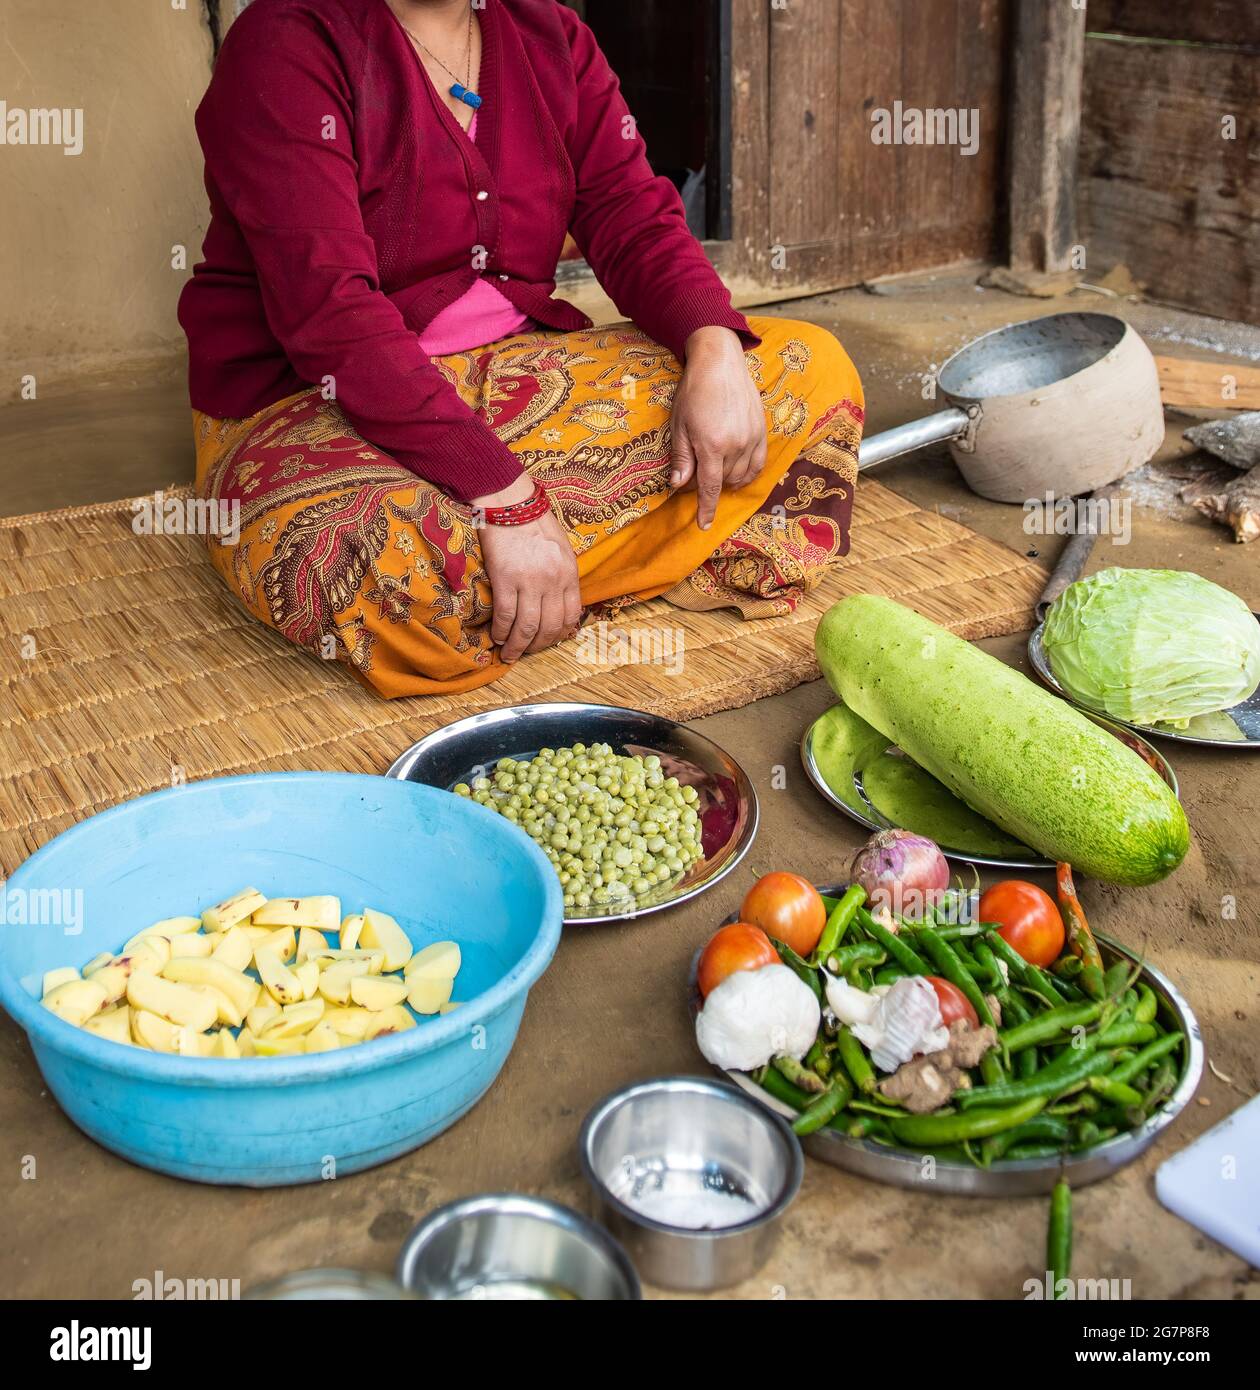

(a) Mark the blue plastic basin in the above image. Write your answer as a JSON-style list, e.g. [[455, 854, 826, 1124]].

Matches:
[[0, 772, 562, 1186]]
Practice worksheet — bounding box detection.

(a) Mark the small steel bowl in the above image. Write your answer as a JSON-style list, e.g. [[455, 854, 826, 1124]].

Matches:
[[396, 1193, 641, 1300], [386, 701, 759, 926], [579, 1076, 803, 1292]]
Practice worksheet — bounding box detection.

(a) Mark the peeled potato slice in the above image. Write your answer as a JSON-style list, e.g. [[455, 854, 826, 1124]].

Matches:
[[407, 976, 454, 1015], [295, 927, 329, 964], [124, 933, 171, 967], [252, 927, 296, 968], [42, 978, 108, 1026], [132, 1008, 180, 1052], [316, 959, 371, 1005], [210, 925, 255, 972], [83, 1004, 133, 1045], [261, 998, 325, 1040], [339, 914, 365, 951], [127, 973, 219, 1032], [42, 966, 80, 995], [365, 1004, 416, 1040], [403, 941, 461, 982], [303, 1020, 341, 1053], [323, 1006, 374, 1040], [350, 975, 408, 1011], [161, 957, 260, 1018], [168, 933, 213, 959], [202, 887, 267, 932], [294, 959, 321, 1001], [252, 896, 341, 932], [256, 948, 304, 1005], [359, 908, 413, 972]]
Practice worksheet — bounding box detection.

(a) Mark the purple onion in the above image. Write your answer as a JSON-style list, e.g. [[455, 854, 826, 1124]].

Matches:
[[848, 829, 949, 920]]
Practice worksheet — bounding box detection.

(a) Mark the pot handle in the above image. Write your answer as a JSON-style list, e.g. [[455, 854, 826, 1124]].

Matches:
[[1034, 483, 1122, 622], [857, 407, 975, 472]]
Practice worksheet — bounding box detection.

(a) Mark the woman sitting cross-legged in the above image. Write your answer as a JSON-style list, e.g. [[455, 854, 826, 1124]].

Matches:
[[179, 0, 864, 698]]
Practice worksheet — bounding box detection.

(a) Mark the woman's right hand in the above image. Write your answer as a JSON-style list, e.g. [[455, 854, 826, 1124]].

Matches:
[[474, 479, 581, 663]]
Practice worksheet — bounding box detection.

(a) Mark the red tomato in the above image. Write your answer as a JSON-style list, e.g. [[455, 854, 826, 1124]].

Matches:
[[979, 880, 1065, 968], [739, 873, 827, 957], [697, 923, 781, 998], [926, 975, 978, 1029]]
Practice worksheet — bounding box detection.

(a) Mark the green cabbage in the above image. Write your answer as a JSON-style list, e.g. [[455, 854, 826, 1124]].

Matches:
[[1043, 568, 1260, 726]]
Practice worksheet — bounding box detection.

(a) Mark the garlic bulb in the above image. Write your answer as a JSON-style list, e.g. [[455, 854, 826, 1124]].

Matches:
[[695, 964, 821, 1072]]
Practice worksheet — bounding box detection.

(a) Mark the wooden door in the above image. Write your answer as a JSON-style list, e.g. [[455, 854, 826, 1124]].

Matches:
[[713, 0, 1010, 301]]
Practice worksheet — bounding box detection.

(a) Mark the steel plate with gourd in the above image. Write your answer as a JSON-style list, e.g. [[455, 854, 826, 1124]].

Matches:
[[800, 699, 1181, 870], [0, 772, 562, 1186]]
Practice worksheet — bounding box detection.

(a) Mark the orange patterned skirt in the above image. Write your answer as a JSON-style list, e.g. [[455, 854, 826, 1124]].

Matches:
[[192, 315, 863, 698]]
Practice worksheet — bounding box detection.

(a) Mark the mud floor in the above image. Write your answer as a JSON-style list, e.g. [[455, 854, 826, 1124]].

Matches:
[[2, 273, 1257, 1299]]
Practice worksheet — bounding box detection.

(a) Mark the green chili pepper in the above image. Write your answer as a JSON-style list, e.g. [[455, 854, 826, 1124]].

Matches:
[[832, 1113, 892, 1141], [848, 1097, 909, 1118], [998, 1001, 1101, 1054], [855, 907, 931, 975], [757, 1065, 812, 1112], [1089, 1076, 1143, 1107], [811, 884, 865, 965], [1017, 1045, 1039, 1080], [999, 989, 1032, 1025], [986, 932, 1073, 1006], [836, 1026, 877, 1095], [1096, 1020, 1158, 1048], [872, 966, 909, 987], [792, 1075, 852, 1135], [772, 1054, 827, 1095], [1134, 984, 1159, 1026], [826, 940, 887, 975], [1107, 1031, 1183, 1088], [804, 1035, 831, 1078], [1052, 955, 1084, 981], [917, 926, 996, 1029], [980, 1049, 1007, 1086], [957, 1048, 1115, 1110], [979, 1115, 1072, 1163], [768, 936, 823, 1002], [1048, 1177, 1072, 1297], [971, 939, 1004, 993], [1046, 1092, 1101, 1117], [889, 1093, 1048, 1146], [1104, 960, 1132, 999], [1140, 1061, 1178, 1116]]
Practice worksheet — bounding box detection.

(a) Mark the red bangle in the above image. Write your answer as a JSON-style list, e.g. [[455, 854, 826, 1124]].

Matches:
[[477, 481, 550, 527]]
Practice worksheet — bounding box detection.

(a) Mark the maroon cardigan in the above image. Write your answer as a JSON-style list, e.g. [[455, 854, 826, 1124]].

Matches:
[[178, 0, 755, 501]]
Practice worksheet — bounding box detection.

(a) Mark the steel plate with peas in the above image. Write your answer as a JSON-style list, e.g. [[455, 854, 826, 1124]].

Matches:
[[387, 702, 758, 925]]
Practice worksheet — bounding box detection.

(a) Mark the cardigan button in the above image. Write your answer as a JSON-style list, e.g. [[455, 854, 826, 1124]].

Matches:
[[475, 190, 489, 201], [498, 273, 509, 281]]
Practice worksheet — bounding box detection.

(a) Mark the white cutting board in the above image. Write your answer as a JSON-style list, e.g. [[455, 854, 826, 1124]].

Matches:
[[1156, 1093, 1260, 1267]]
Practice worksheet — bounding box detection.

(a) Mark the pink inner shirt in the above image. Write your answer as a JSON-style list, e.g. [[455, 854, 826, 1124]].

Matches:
[[417, 114, 534, 357]]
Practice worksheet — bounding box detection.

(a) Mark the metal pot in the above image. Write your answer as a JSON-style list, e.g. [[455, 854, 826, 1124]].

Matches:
[[858, 312, 1165, 502]]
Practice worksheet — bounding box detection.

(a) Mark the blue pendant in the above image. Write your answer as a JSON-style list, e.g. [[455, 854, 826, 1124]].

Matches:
[[450, 84, 482, 110]]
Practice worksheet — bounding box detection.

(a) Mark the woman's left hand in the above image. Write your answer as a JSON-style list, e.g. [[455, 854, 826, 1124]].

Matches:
[[668, 326, 768, 530]]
